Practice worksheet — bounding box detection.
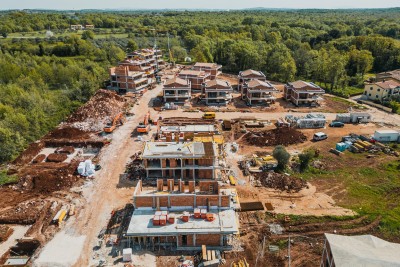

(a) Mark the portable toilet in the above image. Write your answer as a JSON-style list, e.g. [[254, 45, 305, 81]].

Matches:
[[123, 248, 132, 262]]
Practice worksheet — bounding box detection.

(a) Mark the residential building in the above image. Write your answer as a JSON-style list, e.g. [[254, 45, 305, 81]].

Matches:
[[142, 141, 218, 180], [178, 70, 210, 90], [203, 79, 233, 106], [108, 48, 166, 92], [70, 24, 83, 30], [376, 69, 400, 83], [125, 179, 239, 250], [84, 24, 95, 29], [108, 65, 150, 93], [238, 69, 267, 93], [321, 233, 400, 267], [363, 80, 400, 102], [158, 124, 219, 142], [284, 81, 325, 106], [193, 62, 222, 80], [241, 79, 279, 106], [163, 77, 191, 104]]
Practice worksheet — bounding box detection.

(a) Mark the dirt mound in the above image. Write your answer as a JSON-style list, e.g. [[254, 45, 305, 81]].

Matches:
[[46, 153, 68, 163], [66, 89, 126, 131], [32, 154, 46, 164], [254, 172, 307, 192], [46, 127, 91, 140], [0, 200, 47, 224], [12, 142, 45, 166], [244, 127, 307, 147]]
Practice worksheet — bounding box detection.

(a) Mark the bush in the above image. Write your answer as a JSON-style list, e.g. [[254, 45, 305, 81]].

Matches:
[[273, 145, 290, 171], [298, 150, 315, 172]]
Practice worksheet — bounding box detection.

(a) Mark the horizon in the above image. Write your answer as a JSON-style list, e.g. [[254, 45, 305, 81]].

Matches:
[[0, 0, 399, 11]]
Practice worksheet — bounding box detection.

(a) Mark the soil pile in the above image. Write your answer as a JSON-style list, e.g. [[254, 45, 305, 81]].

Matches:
[[0, 200, 46, 224], [244, 127, 307, 147], [32, 154, 46, 164], [254, 172, 306, 192], [46, 127, 91, 140], [55, 146, 75, 154], [47, 153, 68, 163], [66, 89, 126, 131]]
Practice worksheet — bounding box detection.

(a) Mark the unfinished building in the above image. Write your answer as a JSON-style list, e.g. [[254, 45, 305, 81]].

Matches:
[[238, 69, 267, 93], [108, 65, 150, 93], [127, 48, 166, 70], [178, 70, 210, 90], [163, 77, 191, 104], [202, 79, 233, 106], [157, 124, 219, 142], [142, 142, 218, 180], [192, 62, 222, 80], [284, 81, 325, 106], [241, 79, 279, 106], [125, 179, 239, 250]]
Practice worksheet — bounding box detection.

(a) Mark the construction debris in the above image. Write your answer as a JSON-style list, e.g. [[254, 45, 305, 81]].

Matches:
[[253, 172, 307, 192], [285, 113, 326, 129], [77, 160, 96, 177], [243, 128, 307, 147]]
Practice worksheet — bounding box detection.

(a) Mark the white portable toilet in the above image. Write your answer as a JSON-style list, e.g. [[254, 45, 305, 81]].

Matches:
[[122, 248, 133, 262]]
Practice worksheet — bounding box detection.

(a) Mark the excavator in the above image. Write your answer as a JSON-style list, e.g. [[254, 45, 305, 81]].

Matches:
[[137, 111, 151, 134], [103, 112, 125, 133]]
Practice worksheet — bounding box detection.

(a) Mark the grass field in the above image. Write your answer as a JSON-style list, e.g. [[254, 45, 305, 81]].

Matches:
[[300, 151, 400, 239]]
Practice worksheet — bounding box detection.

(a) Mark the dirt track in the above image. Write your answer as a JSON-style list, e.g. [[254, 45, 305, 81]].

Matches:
[[69, 84, 164, 266]]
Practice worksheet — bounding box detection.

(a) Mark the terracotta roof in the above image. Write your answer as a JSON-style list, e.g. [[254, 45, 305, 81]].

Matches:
[[288, 80, 323, 91], [164, 77, 189, 87], [240, 69, 266, 78], [247, 79, 276, 90], [204, 79, 232, 89], [377, 69, 400, 82], [194, 62, 221, 69], [375, 80, 400, 90]]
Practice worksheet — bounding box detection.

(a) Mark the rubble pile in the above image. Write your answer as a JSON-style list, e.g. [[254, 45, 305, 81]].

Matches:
[[46, 127, 91, 140], [244, 127, 307, 147], [254, 172, 307, 192], [0, 200, 46, 224], [66, 89, 126, 131], [126, 153, 145, 180]]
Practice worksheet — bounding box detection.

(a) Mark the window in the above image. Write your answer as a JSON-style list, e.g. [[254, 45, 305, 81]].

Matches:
[[370, 87, 373, 90], [364, 91, 367, 95], [369, 93, 371, 96], [377, 88, 381, 92], [376, 95, 379, 98]]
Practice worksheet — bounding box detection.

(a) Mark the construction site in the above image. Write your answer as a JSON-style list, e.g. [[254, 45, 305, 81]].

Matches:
[[0, 53, 400, 267]]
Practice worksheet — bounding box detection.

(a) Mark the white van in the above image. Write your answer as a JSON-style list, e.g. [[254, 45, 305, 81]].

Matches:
[[313, 132, 328, 141]]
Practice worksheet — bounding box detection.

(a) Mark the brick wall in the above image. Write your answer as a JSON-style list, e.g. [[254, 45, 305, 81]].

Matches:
[[196, 234, 221, 246], [198, 169, 213, 179], [157, 179, 163, 191], [196, 195, 219, 207], [135, 196, 153, 208], [188, 181, 195, 193], [199, 181, 218, 193], [158, 196, 169, 208], [220, 195, 230, 207], [170, 195, 195, 207]]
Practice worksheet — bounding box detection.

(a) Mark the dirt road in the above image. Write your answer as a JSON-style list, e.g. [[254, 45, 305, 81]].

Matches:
[[31, 85, 164, 267]]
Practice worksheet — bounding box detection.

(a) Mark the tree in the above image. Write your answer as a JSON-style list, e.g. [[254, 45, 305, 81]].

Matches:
[[126, 39, 138, 52], [81, 30, 95, 40], [273, 145, 290, 171], [298, 150, 315, 172], [171, 46, 187, 62], [265, 44, 297, 82]]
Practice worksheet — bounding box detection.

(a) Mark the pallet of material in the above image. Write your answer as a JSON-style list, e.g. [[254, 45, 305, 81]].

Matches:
[[329, 148, 343, 156]]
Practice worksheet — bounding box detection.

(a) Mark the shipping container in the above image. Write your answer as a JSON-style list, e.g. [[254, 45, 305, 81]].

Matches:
[[373, 130, 400, 142]]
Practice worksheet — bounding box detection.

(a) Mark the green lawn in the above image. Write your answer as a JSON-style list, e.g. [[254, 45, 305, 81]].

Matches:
[[0, 170, 18, 185], [299, 153, 400, 238]]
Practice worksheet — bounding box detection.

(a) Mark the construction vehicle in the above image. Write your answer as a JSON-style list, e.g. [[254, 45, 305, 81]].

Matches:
[[202, 112, 215, 119], [104, 113, 125, 133], [137, 111, 151, 134], [229, 175, 236, 186]]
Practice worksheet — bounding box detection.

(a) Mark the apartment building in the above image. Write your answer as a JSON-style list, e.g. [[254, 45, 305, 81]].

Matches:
[[178, 70, 210, 90], [284, 80, 325, 106], [238, 69, 266, 92], [108, 65, 149, 93], [125, 179, 239, 250], [241, 79, 279, 106], [203, 79, 233, 106], [70, 24, 83, 30], [142, 141, 218, 180], [363, 80, 400, 102], [163, 77, 191, 103], [193, 62, 222, 80]]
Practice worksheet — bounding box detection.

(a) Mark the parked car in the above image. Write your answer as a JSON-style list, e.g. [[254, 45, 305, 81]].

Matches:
[[329, 121, 345, 127], [313, 132, 328, 141]]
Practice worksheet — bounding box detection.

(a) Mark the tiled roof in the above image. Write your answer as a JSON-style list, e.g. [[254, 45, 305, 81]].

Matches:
[[164, 77, 189, 87], [194, 62, 220, 69], [247, 79, 276, 89], [179, 70, 207, 77], [204, 79, 231, 89], [375, 80, 400, 90], [240, 69, 265, 78], [288, 80, 323, 91]]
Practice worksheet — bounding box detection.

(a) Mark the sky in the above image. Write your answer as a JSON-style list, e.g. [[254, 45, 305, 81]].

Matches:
[[0, 0, 399, 10]]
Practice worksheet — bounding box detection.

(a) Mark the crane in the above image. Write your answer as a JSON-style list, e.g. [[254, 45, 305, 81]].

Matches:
[[167, 32, 175, 67]]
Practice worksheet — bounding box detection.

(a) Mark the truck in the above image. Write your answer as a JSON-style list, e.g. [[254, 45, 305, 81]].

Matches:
[[137, 112, 151, 134]]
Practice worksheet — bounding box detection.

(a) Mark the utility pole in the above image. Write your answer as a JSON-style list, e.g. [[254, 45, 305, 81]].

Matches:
[[288, 234, 291, 267], [151, 28, 160, 84]]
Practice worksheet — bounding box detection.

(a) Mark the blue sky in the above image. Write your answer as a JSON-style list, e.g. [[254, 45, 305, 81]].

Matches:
[[0, 0, 399, 10]]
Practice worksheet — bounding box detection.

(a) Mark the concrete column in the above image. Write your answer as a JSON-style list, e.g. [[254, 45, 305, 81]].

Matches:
[[193, 234, 196, 247]]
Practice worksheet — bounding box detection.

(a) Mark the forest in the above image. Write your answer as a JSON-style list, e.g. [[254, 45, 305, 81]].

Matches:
[[0, 9, 400, 163]]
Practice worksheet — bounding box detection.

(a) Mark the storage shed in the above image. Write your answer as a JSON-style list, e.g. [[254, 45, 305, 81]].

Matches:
[[373, 130, 400, 142]]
